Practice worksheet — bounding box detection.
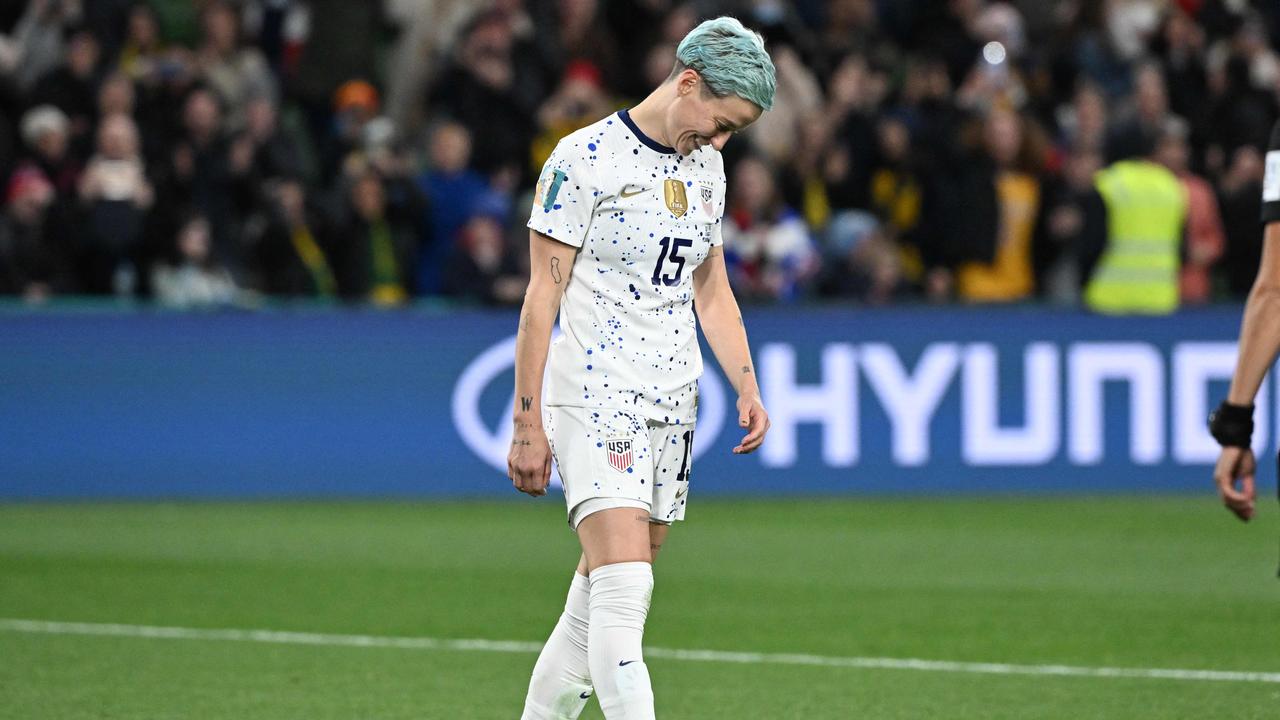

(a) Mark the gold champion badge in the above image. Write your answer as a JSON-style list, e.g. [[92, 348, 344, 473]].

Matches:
[[663, 178, 688, 218]]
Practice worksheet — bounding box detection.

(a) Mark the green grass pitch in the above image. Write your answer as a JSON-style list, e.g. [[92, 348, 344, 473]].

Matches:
[[1, 497, 1278, 719]]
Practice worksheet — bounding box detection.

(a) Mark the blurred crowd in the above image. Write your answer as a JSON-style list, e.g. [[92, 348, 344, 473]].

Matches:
[[0, 0, 1277, 309]]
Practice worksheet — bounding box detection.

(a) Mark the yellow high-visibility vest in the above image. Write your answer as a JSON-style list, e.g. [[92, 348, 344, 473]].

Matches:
[[1084, 160, 1187, 315]]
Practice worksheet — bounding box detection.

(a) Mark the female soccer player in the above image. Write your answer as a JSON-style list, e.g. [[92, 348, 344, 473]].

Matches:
[[507, 16, 775, 720], [1210, 119, 1280, 528]]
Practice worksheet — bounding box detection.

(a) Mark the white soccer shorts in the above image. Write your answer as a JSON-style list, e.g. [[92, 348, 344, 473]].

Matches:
[[544, 405, 695, 529]]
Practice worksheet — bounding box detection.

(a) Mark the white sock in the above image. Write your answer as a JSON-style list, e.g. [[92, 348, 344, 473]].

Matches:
[[521, 573, 594, 720], [588, 562, 655, 720]]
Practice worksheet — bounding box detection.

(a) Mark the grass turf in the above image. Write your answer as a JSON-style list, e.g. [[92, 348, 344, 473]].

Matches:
[[0, 497, 1278, 719]]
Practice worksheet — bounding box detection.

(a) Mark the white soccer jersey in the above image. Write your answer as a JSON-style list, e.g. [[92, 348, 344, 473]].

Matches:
[[528, 110, 727, 425]]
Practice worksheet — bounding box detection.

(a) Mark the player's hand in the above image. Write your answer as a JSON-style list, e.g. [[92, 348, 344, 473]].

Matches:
[[508, 423, 552, 497], [733, 394, 769, 455], [1213, 446, 1257, 522]]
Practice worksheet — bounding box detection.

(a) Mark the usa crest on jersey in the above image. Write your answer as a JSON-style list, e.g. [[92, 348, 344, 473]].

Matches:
[[606, 438, 634, 473]]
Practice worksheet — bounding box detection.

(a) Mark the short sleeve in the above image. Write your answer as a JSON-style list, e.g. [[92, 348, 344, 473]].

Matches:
[[1263, 120, 1280, 224], [527, 139, 598, 248]]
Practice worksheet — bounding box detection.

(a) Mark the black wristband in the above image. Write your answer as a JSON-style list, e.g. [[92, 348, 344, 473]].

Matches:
[[1208, 401, 1254, 448]]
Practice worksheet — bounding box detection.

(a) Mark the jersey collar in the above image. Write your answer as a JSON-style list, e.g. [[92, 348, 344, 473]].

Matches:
[[618, 109, 676, 155]]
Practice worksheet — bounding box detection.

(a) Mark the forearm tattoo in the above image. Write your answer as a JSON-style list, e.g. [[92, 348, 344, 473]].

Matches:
[[550, 257, 563, 284], [742, 366, 752, 374], [520, 396, 533, 412]]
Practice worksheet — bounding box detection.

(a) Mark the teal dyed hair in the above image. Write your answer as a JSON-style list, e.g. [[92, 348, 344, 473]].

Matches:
[[675, 16, 776, 111]]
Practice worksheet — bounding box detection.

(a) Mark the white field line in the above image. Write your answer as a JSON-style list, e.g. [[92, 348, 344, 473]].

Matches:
[[2, 618, 1278, 685]]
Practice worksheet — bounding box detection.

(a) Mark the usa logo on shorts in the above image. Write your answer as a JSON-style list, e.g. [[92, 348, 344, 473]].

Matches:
[[606, 438, 633, 473]]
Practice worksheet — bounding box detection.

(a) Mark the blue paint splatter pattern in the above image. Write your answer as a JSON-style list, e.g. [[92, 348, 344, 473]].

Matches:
[[543, 405, 696, 526], [527, 110, 726, 426]]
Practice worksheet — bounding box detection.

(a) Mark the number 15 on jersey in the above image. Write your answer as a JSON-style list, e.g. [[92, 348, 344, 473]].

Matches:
[[651, 236, 693, 287]]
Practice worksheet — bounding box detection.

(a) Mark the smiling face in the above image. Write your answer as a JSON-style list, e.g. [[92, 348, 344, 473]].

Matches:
[[664, 70, 762, 156]]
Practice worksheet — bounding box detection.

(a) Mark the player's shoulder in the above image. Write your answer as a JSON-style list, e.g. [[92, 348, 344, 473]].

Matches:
[[553, 113, 627, 160]]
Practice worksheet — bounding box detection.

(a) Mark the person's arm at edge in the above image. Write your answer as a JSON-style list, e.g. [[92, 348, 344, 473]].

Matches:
[[1226, 224, 1280, 406], [508, 229, 578, 496], [1214, 222, 1280, 520], [693, 245, 770, 454]]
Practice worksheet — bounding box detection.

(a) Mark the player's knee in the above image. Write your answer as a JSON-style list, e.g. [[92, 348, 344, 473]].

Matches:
[[588, 562, 654, 626]]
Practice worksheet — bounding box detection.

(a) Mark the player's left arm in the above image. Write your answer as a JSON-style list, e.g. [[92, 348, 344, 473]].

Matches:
[[693, 246, 769, 454]]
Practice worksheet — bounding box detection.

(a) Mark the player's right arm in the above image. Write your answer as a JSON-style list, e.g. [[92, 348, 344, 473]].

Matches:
[[508, 230, 578, 497], [1211, 121, 1280, 521], [1212, 223, 1280, 520]]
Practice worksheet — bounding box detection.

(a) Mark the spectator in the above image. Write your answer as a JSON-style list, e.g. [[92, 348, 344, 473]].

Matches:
[[1053, 0, 1131, 99], [530, 59, 615, 174], [96, 70, 135, 120], [1150, 7, 1208, 136], [322, 78, 380, 184], [822, 52, 885, 213], [923, 0, 986, 89], [427, 9, 538, 183], [0, 0, 1275, 308], [331, 170, 418, 305], [537, 0, 620, 94], [778, 111, 836, 233], [641, 41, 678, 92], [442, 212, 525, 305], [1083, 125, 1188, 315], [865, 113, 928, 288], [2, 0, 80, 93], [0, 166, 70, 299], [77, 113, 153, 295], [115, 6, 200, 165], [194, 0, 275, 128], [1037, 148, 1108, 305], [1107, 61, 1176, 163], [1219, 143, 1266, 298], [18, 105, 77, 197], [286, 0, 390, 141], [238, 94, 302, 184], [1152, 116, 1224, 305], [249, 178, 336, 298], [1204, 37, 1277, 176], [947, 106, 1050, 304], [117, 1, 170, 84], [162, 86, 248, 274], [29, 25, 100, 159], [742, 42, 823, 167], [815, 0, 879, 63], [818, 210, 904, 304], [152, 212, 240, 308], [1056, 82, 1109, 157], [722, 155, 821, 302], [416, 120, 492, 296]]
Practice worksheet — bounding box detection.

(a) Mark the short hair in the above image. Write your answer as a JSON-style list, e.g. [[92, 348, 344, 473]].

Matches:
[[675, 16, 776, 111], [20, 105, 69, 146]]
